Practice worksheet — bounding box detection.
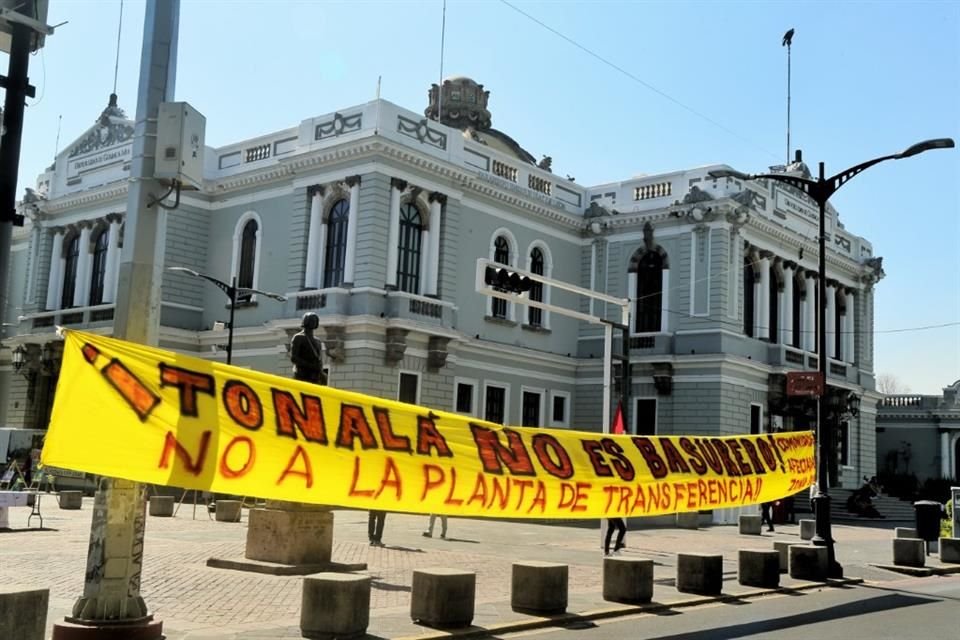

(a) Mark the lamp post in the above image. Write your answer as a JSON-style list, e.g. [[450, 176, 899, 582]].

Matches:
[[167, 267, 287, 365], [710, 137, 954, 578]]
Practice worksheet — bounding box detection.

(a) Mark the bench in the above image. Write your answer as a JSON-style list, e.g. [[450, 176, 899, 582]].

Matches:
[[0, 491, 42, 529]]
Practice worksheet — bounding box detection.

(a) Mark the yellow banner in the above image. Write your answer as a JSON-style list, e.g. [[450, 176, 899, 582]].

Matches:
[[42, 330, 815, 519]]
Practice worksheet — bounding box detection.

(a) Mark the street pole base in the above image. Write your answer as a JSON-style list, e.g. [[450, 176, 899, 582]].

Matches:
[[52, 615, 163, 640], [828, 561, 844, 579]]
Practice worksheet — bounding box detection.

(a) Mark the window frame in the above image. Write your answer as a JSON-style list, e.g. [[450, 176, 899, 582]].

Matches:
[[397, 370, 420, 405], [396, 201, 424, 294], [750, 402, 764, 435], [482, 381, 510, 425], [634, 397, 658, 436], [88, 226, 109, 306], [453, 377, 478, 416], [323, 198, 350, 288], [520, 385, 545, 428], [230, 211, 263, 303], [549, 390, 571, 428], [60, 232, 80, 309]]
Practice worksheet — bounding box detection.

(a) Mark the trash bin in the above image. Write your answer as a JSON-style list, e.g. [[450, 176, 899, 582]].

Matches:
[[913, 500, 944, 542]]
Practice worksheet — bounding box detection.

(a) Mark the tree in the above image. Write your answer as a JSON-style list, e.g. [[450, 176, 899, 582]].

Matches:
[[876, 373, 911, 395]]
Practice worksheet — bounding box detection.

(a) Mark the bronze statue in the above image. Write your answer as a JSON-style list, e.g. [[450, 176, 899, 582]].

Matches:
[[290, 312, 326, 385]]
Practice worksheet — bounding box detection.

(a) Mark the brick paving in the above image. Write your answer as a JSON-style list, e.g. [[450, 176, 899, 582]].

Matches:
[[0, 495, 937, 639]]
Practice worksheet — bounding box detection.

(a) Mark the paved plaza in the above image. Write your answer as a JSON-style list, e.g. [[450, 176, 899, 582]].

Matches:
[[0, 495, 951, 639]]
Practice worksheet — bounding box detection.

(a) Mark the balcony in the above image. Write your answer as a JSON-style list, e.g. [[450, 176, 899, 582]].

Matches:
[[23, 304, 118, 333], [385, 291, 456, 328]]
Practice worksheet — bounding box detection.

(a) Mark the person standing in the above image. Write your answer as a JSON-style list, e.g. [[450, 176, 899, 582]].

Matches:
[[423, 514, 448, 539], [290, 312, 326, 385], [604, 517, 626, 556], [368, 510, 386, 546], [760, 500, 776, 532]]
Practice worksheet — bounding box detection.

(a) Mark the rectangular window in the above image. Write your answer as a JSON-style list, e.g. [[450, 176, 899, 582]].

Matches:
[[635, 398, 656, 435], [484, 385, 506, 424], [839, 421, 850, 466], [750, 404, 762, 435], [398, 372, 419, 404], [521, 391, 541, 427], [552, 396, 566, 423], [455, 382, 474, 414]]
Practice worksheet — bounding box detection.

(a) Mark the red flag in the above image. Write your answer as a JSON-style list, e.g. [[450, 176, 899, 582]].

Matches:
[[611, 401, 626, 435]]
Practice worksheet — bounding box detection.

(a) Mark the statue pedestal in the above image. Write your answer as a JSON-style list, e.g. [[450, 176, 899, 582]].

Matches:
[[207, 501, 366, 575]]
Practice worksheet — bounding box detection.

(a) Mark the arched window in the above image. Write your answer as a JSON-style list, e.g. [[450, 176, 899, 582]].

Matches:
[[235, 218, 259, 303], [635, 251, 664, 333], [396, 203, 423, 294], [743, 255, 755, 337], [528, 247, 544, 327], [323, 199, 349, 288], [88, 228, 109, 306], [492, 235, 510, 319], [61, 233, 80, 309]]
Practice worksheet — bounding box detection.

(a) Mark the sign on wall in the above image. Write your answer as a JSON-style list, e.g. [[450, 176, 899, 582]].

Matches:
[[42, 330, 816, 519]]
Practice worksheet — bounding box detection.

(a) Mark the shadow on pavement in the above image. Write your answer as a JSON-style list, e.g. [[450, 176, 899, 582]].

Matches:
[[861, 582, 960, 602], [641, 593, 939, 640], [370, 578, 412, 593]]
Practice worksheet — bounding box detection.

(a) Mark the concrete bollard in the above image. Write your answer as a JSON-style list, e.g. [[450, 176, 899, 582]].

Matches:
[[410, 568, 475, 628], [939, 538, 960, 564], [676, 553, 723, 595], [773, 541, 802, 574], [149, 495, 175, 517], [676, 512, 700, 529], [738, 549, 780, 588], [215, 500, 242, 522], [603, 557, 653, 604], [739, 514, 762, 535], [58, 491, 82, 510], [799, 519, 816, 541], [511, 561, 568, 614], [0, 587, 49, 640], [301, 573, 370, 639], [892, 538, 925, 568], [788, 545, 827, 580], [895, 527, 918, 539]]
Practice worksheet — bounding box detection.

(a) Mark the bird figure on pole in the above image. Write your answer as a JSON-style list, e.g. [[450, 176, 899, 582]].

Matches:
[[783, 28, 795, 47]]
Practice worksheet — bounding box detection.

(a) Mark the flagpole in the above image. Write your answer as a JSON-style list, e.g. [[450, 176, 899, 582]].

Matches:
[[783, 28, 794, 164]]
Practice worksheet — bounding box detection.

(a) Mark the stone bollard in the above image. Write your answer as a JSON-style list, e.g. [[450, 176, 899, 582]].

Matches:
[[676, 512, 700, 529], [739, 514, 762, 535], [410, 568, 476, 628], [603, 557, 653, 604], [799, 519, 816, 541], [939, 538, 960, 564], [773, 541, 802, 574], [511, 561, 568, 614], [0, 587, 49, 640], [895, 527, 918, 539], [301, 573, 371, 639], [676, 553, 723, 595], [215, 500, 242, 522], [149, 495, 175, 517], [892, 538, 925, 568], [738, 549, 780, 588], [58, 491, 82, 510], [788, 545, 827, 580]]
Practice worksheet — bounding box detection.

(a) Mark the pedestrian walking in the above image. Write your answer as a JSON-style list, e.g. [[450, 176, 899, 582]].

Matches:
[[604, 517, 626, 556], [760, 500, 776, 532], [422, 514, 448, 539], [368, 510, 386, 546]]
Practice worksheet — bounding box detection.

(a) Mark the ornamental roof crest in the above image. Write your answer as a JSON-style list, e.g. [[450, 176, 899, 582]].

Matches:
[[67, 93, 134, 158]]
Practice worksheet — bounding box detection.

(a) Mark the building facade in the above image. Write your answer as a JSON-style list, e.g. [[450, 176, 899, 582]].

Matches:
[[1, 77, 885, 503]]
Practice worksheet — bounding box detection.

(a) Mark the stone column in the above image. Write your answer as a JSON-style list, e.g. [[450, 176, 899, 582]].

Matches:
[[627, 271, 637, 331], [45, 228, 64, 310], [73, 224, 92, 308], [660, 269, 670, 332], [826, 282, 837, 359], [385, 178, 406, 289], [304, 186, 324, 289], [102, 216, 122, 304], [342, 175, 361, 285], [426, 193, 445, 297], [782, 262, 794, 346], [804, 272, 817, 352], [845, 290, 855, 363], [757, 254, 770, 340], [942, 432, 952, 478]]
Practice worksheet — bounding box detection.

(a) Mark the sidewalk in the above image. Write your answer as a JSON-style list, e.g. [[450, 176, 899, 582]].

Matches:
[[0, 497, 947, 639]]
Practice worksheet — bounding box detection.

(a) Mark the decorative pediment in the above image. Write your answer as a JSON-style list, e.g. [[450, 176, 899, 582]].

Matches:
[[66, 94, 135, 159]]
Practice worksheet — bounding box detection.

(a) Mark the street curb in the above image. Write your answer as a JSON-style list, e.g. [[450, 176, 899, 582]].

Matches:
[[868, 563, 960, 577], [392, 577, 864, 640]]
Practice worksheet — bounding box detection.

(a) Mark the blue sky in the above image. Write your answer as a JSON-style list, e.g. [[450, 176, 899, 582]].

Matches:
[[12, 0, 959, 393]]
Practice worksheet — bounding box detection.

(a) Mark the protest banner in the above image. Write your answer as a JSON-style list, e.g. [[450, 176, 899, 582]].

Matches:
[[42, 330, 816, 519]]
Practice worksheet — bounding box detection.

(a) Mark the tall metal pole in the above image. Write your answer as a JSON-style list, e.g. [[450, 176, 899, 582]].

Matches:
[[0, 18, 33, 346], [227, 277, 237, 365], [54, 2, 178, 637], [786, 39, 792, 164]]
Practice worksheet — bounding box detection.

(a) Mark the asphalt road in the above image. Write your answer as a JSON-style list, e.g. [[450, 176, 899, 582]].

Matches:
[[497, 575, 960, 640]]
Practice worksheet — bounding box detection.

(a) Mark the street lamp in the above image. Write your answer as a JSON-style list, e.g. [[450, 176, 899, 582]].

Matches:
[[11, 344, 25, 371], [167, 267, 287, 365], [710, 137, 954, 578]]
